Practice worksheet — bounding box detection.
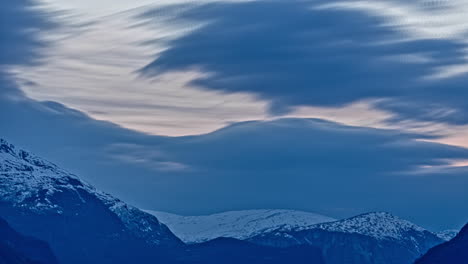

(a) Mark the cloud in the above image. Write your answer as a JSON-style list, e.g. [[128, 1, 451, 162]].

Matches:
[[12, 0, 468, 140], [106, 143, 189, 172], [8, 6, 271, 136], [0, 0, 58, 102], [140, 0, 468, 125], [164, 118, 463, 172], [0, 0, 55, 68]]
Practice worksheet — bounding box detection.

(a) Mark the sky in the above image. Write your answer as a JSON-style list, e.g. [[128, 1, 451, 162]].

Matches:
[[1, 0, 468, 230]]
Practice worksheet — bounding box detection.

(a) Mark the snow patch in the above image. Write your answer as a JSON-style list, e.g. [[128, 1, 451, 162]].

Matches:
[[145, 209, 335, 243]]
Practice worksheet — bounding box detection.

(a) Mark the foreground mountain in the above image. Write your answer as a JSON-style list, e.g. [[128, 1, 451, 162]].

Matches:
[[0, 217, 58, 264], [415, 223, 468, 264], [146, 209, 335, 243], [250, 212, 444, 264], [0, 139, 182, 264]]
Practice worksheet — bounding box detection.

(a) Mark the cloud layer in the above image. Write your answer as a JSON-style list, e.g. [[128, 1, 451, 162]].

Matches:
[[141, 0, 468, 125]]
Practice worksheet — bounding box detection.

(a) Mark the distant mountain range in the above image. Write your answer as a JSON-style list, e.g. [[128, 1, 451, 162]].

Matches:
[[250, 212, 444, 264], [146, 209, 336, 243], [151, 210, 450, 264], [0, 138, 463, 264]]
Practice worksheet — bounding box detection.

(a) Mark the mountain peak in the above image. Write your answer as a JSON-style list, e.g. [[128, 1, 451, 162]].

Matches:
[[314, 211, 427, 240], [0, 138, 89, 213], [0, 138, 15, 155], [435, 229, 459, 241], [0, 138, 181, 250], [250, 211, 444, 264]]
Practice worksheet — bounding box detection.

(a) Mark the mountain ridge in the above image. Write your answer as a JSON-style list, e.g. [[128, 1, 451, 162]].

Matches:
[[250, 211, 444, 264], [146, 209, 335, 243], [0, 138, 182, 264]]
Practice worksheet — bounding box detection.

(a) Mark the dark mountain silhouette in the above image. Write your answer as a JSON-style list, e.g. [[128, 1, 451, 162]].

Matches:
[[0, 217, 58, 264], [415, 223, 468, 264], [176, 237, 324, 264]]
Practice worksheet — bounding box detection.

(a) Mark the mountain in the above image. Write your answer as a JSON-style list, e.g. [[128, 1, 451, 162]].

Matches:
[[250, 212, 444, 264], [415, 223, 468, 264], [146, 209, 335, 243], [0, 217, 58, 264], [175, 237, 324, 264], [0, 245, 42, 264], [435, 229, 459, 241], [148, 209, 447, 264], [0, 138, 327, 264], [0, 138, 182, 264]]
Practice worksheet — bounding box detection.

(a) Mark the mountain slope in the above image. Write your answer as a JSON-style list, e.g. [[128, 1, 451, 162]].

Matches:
[[0, 138, 182, 264], [0, 245, 41, 264], [146, 209, 335, 243], [415, 223, 468, 264], [250, 212, 444, 264], [176, 237, 324, 264], [0, 217, 58, 264]]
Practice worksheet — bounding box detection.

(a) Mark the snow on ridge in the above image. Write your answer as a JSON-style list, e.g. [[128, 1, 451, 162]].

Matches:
[[0, 138, 118, 210], [145, 209, 336, 243], [0, 138, 92, 212], [294, 212, 430, 240], [435, 229, 459, 241], [0, 138, 172, 244]]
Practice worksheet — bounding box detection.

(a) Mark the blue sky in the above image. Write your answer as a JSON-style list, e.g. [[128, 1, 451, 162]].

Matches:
[[1, 0, 468, 230]]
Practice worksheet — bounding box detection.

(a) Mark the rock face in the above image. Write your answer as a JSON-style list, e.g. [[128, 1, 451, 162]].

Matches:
[[415, 223, 468, 264], [0, 139, 182, 264], [250, 212, 444, 264], [146, 209, 335, 243], [0, 217, 58, 264]]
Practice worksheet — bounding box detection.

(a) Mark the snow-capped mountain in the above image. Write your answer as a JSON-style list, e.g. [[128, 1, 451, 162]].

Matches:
[[435, 229, 459, 241], [145, 209, 335, 243], [0, 138, 182, 264], [307, 212, 432, 241], [250, 212, 445, 264]]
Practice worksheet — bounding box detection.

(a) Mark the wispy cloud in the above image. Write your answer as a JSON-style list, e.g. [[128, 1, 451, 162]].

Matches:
[[140, 0, 468, 129]]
